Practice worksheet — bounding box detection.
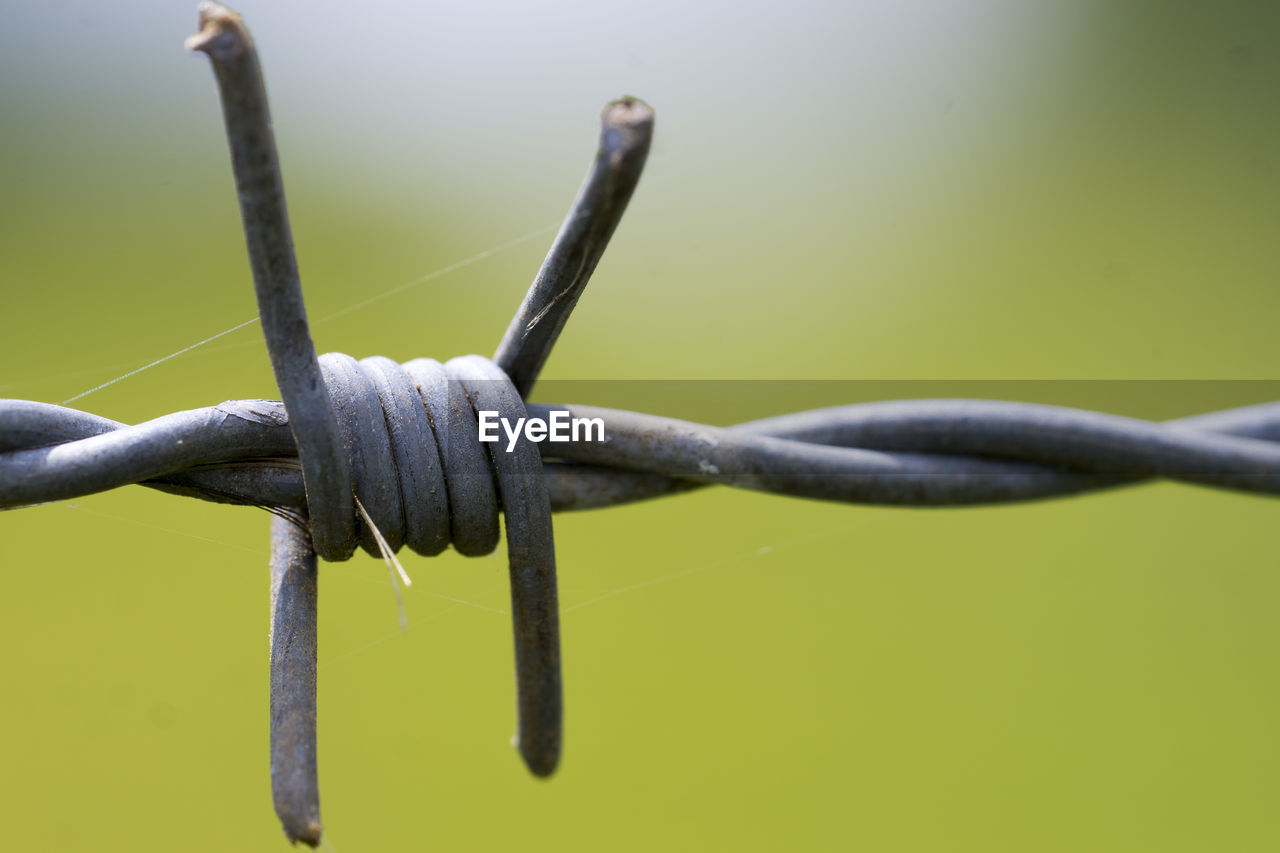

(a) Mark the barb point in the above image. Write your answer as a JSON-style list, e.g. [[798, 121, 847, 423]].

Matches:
[[601, 97, 654, 152], [184, 2, 249, 59], [603, 96, 654, 128]]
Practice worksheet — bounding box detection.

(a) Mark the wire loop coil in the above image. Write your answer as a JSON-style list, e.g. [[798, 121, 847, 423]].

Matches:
[[2, 2, 1277, 847]]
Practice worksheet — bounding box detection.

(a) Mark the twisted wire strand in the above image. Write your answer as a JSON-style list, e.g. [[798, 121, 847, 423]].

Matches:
[[6, 397, 1280, 514]]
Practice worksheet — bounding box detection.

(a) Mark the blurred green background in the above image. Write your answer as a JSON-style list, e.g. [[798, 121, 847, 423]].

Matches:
[[2, 1, 1279, 850]]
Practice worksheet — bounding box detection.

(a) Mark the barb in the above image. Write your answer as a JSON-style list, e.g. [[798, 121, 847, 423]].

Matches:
[[269, 514, 322, 847], [493, 97, 655, 398], [187, 1, 353, 565], [2, 2, 1275, 848]]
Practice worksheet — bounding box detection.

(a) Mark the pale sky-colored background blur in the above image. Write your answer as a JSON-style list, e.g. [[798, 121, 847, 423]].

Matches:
[[2, 2, 1279, 851]]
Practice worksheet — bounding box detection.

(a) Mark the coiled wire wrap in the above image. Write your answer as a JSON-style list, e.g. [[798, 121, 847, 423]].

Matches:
[[309, 353, 564, 776]]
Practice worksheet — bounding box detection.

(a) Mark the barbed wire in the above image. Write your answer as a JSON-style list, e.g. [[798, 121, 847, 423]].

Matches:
[[3, 2, 1278, 848]]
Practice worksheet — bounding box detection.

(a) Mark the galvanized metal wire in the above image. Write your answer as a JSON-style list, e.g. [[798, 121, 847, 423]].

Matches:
[[9, 396, 1280, 513], [2, 2, 1277, 848]]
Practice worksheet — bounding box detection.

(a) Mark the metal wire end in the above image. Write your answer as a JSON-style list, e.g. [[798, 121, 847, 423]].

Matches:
[[190, 4, 335, 845], [484, 95, 654, 774], [494, 97, 654, 397], [188, 1, 354, 563], [447, 356, 562, 777], [269, 515, 322, 848]]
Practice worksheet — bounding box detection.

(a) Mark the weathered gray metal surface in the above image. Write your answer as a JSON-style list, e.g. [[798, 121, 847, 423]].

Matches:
[[8, 398, 1280, 513], [269, 515, 321, 847]]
